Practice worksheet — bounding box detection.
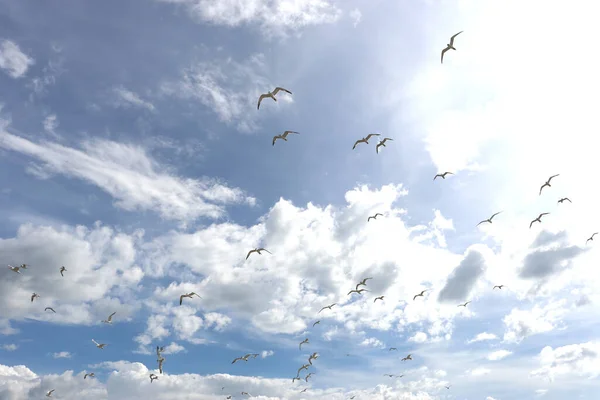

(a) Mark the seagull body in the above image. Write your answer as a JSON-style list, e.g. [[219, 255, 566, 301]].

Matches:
[[299, 338, 309, 350], [102, 311, 116, 324], [31, 293, 40, 302], [356, 277, 373, 289], [376, 137, 393, 154], [433, 172, 453, 180], [586, 233, 598, 244], [493, 285, 504, 290], [389, 347, 397, 351], [477, 211, 502, 226], [413, 290, 428, 300], [46, 389, 54, 397], [318, 303, 336, 313], [539, 174, 560, 195], [312, 320, 320, 327], [45, 307, 56, 313], [401, 354, 413, 361], [59, 266, 66, 276], [374, 295, 385, 303], [157, 357, 165, 374], [19, 264, 29, 269], [92, 339, 107, 349], [367, 213, 383, 222], [8, 265, 20, 274], [246, 248, 272, 260], [441, 31, 463, 63], [352, 133, 380, 149], [272, 130, 299, 146], [308, 352, 319, 365], [383, 374, 394, 377], [458, 301, 471, 307], [347, 288, 369, 295], [529, 213, 550, 228], [179, 292, 201, 305], [84, 373, 95, 379], [150, 373, 158, 383], [257, 87, 292, 110]]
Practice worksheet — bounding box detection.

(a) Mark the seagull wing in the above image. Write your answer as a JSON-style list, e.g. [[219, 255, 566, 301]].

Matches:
[[246, 249, 256, 259], [441, 46, 450, 63], [449, 31, 463, 46], [548, 174, 560, 182], [272, 136, 279, 146], [490, 211, 502, 219], [273, 87, 292, 95], [179, 295, 184, 305], [258, 248, 272, 254], [257, 94, 268, 110], [365, 133, 381, 141], [108, 312, 116, 321]]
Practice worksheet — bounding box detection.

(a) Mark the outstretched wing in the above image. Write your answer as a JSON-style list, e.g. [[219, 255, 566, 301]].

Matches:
[[441, 46, 449, 63], [272, 87, 292, 95], [257, 94, 268, 110], [365, 133, 381, 141], [449, 31, 463, 46]]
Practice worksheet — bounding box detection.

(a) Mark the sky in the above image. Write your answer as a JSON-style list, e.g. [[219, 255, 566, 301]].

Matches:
[[0, 0, 599, 399]]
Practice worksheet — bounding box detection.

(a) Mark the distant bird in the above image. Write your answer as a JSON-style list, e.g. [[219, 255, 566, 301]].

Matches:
[[299, 338, 309, 350], [297, 364, 310, 375], [156, 346, 165, 358], [19, 264, 29, 269], [91, 339, 107, 349], [292, 377, 301, 383], [433, 172, 453, 180], [312, 320, 320, 327], [458, 301, 471, 307], [222, 387, 225, 391], [318, 303, 336, 313], [558, 197, 572, 204], [232, 354, 251, 364], [376, 137, 393, 154], [367, 213, 383, 222], [149, 373, 158, 383], [445, 385, 451, 389], [272, 130, 299, 146], [356, 277, 373, 289], [477, 211, 502, 226], [413, 290, 428, 300], [493, 285, 504, 290], [383, 374, 394, 377], [179, 292, 201, 305], [374, 296, 385, 303], [586, 233, 598, 244], [308, 352, 319, 365], [157, 357, 165, 374], [226, 397, 232, 400], [31, 293, 40, 302], [300, 388, 308, 393], [347, 288, 369, 295], [46, 389, 54, 397], [441, 31, 463, 63], [529, 213, 550, 228], [401, 354, 413, 361], [241, 392, 250, 396], [389, 347, 397, 351], [305, 372, 314, 382], [246, 248, 272, 260], [8, 265, 20, 274], [251, 353, 259, 359], [350, 397, 356, 400], [257, 87, 292, 110], [102, 312, 116, 324], [352, 133, 380, 149], [539, 174, 560, 195], [59, 266, 66, 276], [84, 372, 95, 379], [45, 307, 56, 313]]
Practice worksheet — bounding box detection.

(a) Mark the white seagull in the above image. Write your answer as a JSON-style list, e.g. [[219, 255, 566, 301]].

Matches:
[[272, 130, 299, 146], [376, 137, 393, 154], [92, 339, 107, 349], [257, 87, 292, 110], [102, 312, 116, 324], [441, 31, 463, 63], [150, 373, 158, 383], [179, 292, 201, 305], [8, 265, 20, 274], [539, 174, 560, 195], [84, 372, 95, 379], [299, 338, 309, 350], [45, 307, 56, 313], [353, 133, 380, 149], [246, 248, 272, 260], [46, 389, 55, 397], [529, 213, 550, 228]]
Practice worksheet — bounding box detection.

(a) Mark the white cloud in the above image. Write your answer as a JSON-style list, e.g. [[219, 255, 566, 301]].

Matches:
[[162, 342, 186, 355], [408, 331, 428, 343], [42, 114, 59, 138], [469, 367, 491, 377], [0, 40, 34, 78], [0, 130, 255, 223], [1, 344, 17, 351], [112, 87, 155, 111], [349, 8, 362, 27], [502, 300, 568, 343], [535, 389, 548, 396], [52, 351, 72, 359], [360, 337, 385, 348], [530, 341, 600, 381], [487, 350, 512, 361], [467, 332, 497, 344], [261, 350, 274, 358]]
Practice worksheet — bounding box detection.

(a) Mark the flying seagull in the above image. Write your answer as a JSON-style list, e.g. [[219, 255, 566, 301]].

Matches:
[[300, 388, 308, 393], [433, 172, 453, 180], [558, 197, 572, 204], [19, 264, 29, 269], [401, 354, 413, 361], [179, 292, 201, 305], [477, 211, 502, 226], [587, 233, 598, 244], [84, 372, 95, 379], [441, 31, 463, 63], [352, 133, 380, 149], [348, 288, 369, 295], [305, 372, 315, 382], [458, 301, 471, 307], [232, 354, 251, 364], [445, 385, 451, 389], [150, 373, 158, 383], [241, 392, 251, 396], [297, 364, 310, 375], [45, 307, 56, 313], [367, 213, 383, 222], [8, 265, 20, 274], [389, 347, 398, 351], [308, 352, 319, 365], [46, 389, 55, 397], [251, 353, 259, 359], [31, 293, 40, 302], [102, 312, 116, 324], [493, 285, 504, 290], [539, 174, 560, 195], [257, 87, 292, 110], [529, 213, 550, 228], [91, 339, 107, 349], [374, 295, 385, 303], [312, 320, 321, 327], [156, 346, 165, 358], [376, 137, 393, 154], [157, 357, 165, 374], [413, 290, 428, 300], [383, 374, 395, 377], [246, 248, 272, 260], [318, 303, 336, 313], [272, 130, 299, 146], [299, 338, 309, 350], [59, 266, 66, 276], [356, 277, 373, 289], [292, 377, 301, 383]]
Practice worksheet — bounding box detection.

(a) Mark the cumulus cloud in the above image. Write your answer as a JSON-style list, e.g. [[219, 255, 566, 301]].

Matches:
[[437, 249, 486, 303], [530, 341, 600, 381], [360, 337, 385, 348], [52, 351, 72, 359], [519, 233, 585, 279], [503, 300, 568, 344], [408, 332, 428, 344], [261, 350, 274, 358], [487, 350, 512, 361], [467, 332, 497, 344], [0, 40, 34, 78]]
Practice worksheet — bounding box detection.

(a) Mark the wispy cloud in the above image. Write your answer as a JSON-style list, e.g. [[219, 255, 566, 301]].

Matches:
[[349, 8, 362, 27], [0, 40, 34, 78], [1, 344, 17, 351], [52, 351, 72, 359], [467, 332, 497, 344], [487, 349, 512, 361], [112, 87, 155, 111], [261, 350, 274, 358], [42, 114, 60, 139]]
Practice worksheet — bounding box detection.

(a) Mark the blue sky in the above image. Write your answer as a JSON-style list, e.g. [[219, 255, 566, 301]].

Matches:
[[1, 0, 600, 399]]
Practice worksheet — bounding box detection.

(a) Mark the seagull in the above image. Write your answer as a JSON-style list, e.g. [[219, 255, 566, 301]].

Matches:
[[529, 213, 550, 228], [401, 354, 413, 361], [299, 338, 309, 350], [251, 353, 259, 359], [305, 372, 315, 382], [352, 133, 380, 149], [246, 248, 272, 260], [257, 87, 292, 110], [383, 374, 395, 377], [433, 172, 453, 180], [441, 31, 463, 63], [31, 293, 40, 302], [157, 357, 165, 374], [376, 137, 393, 154], [102, 312, 116, 324], [445, 385, 451, 389], [19, 263, 29, 269], [367, 213, 383, 222], [586, 233, 598, 244], [348, 288, 369, 295], [59, 266, 66, 276], [297, 364, 310, 375], [350, 397, 356, 400], [179, 292, 201, 305], [272, 130, 299, 146], [46, 389, 54, 397], [308, 352, 319, 365], [149, 373, 158, 383], [156, 346, 165, 358], [389, 347, 398, 351], [558, 197, 572, 204], [45, 307, 56, 313], [292, 377, 301, 383], [300, 388, 308, 393], [84, 372, 95, 379], [318, 303, 336, 313], [356, 277, 373, 289], [493, 285, 504, 290], [413, 290, 428, 300], [226, 397, 232, 400], [312, 320, 320, 327], [91, 339, 107, 349], [374, 295, 385, 303], [458, 301, 471, 307], [241, 392, 250, 396], [7, 265, 20, 274], [477, 211, 502, 226], [539, 174, 560, 195], [232, 354, 251, 364]]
